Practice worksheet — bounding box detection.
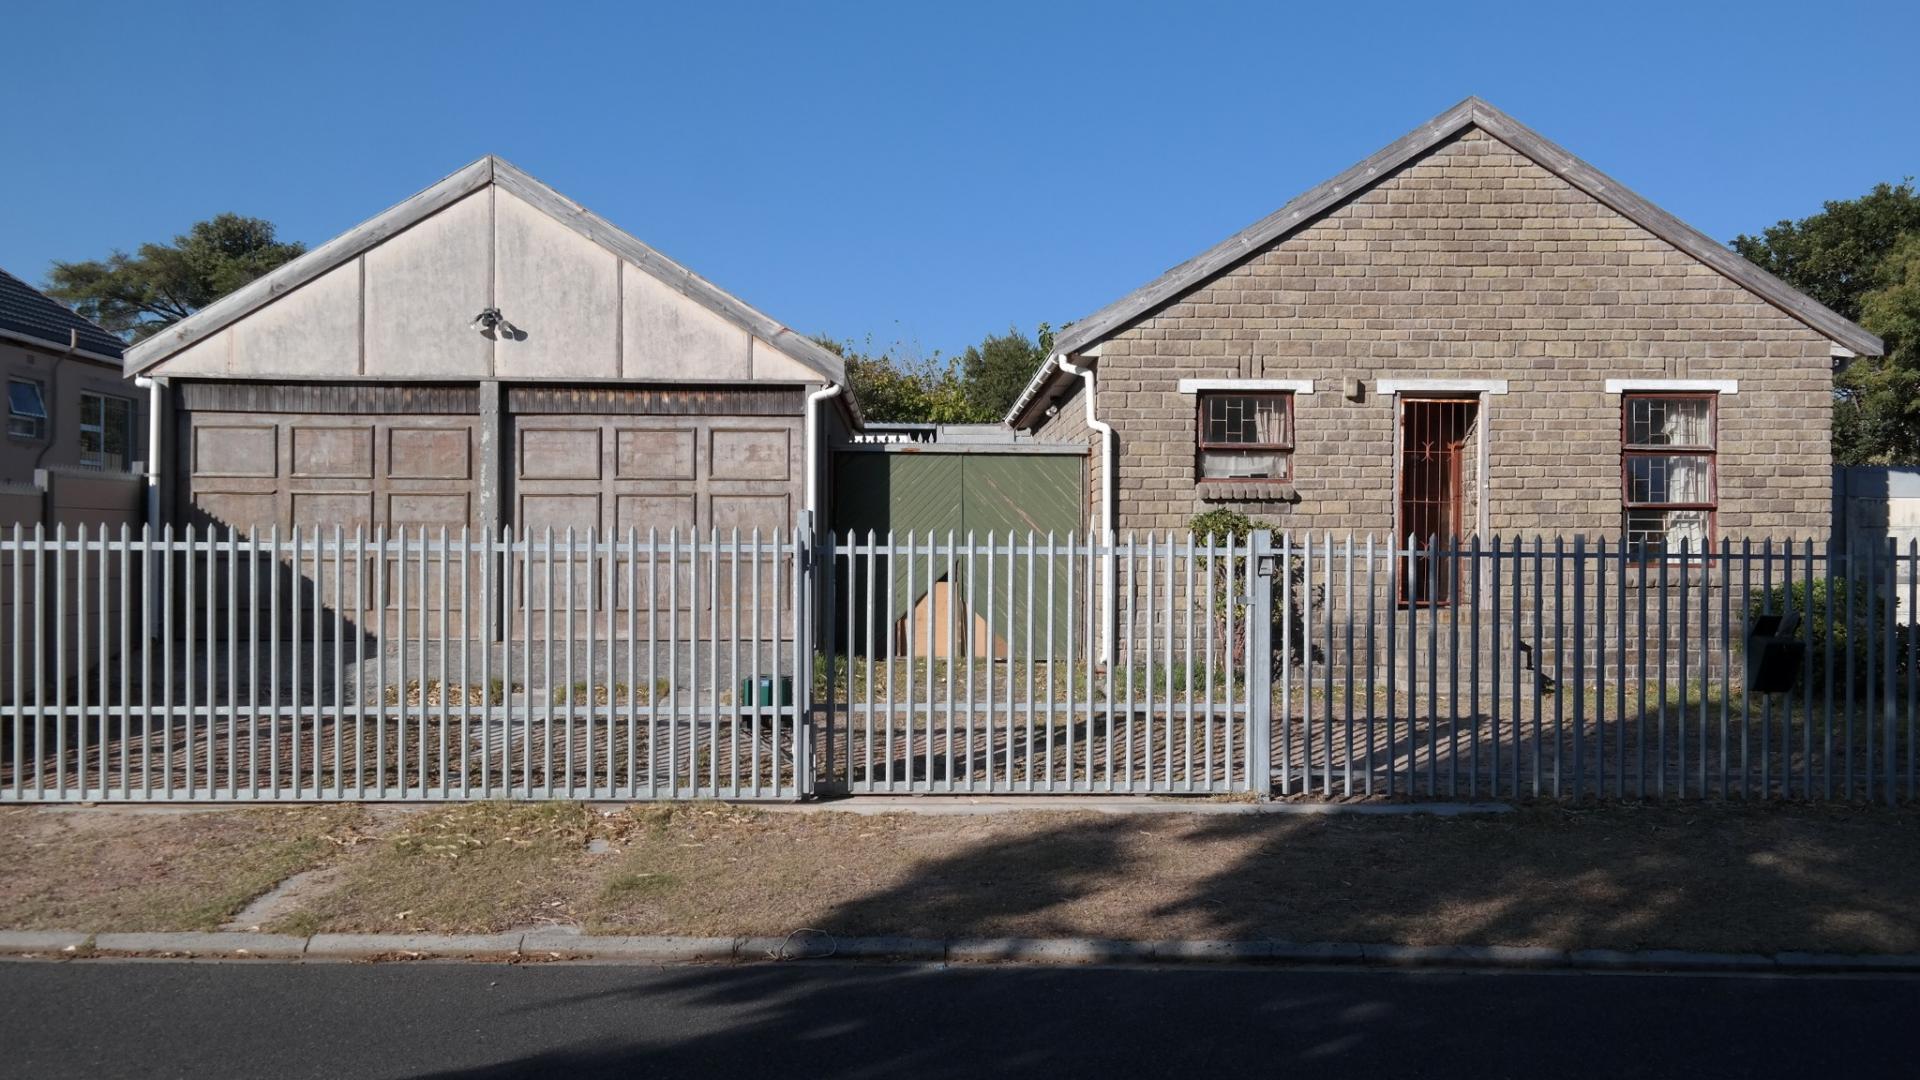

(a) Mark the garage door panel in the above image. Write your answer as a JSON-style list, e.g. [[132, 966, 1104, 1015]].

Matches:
[[614, 429, 696, 480], [388, 427, 472, 480], [519, 428, 602, 481], [290, 426, 374, 478], [193, 426, 278, 478]]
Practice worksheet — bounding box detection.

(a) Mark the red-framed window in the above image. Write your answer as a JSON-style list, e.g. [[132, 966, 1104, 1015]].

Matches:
[[1196, 391, 1293, 483], [1622, 392, 1716, 561]]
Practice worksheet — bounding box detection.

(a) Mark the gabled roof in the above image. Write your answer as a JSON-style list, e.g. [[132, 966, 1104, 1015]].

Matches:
[[123, 156, 847, 385], [0, 266, 124, 362], [1006, 97, 1885, 426]]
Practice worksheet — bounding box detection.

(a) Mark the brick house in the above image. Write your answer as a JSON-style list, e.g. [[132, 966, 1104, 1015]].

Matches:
[[1007, 98, 1882, 565]]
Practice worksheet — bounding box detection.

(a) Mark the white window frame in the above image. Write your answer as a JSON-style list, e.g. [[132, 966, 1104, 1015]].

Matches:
[[7, 378, 47, 441], [78, 390, 134, 471]]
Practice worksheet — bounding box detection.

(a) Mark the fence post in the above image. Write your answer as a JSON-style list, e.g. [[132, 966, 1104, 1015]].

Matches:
[[795, 509, 817, 800], [1249, 529, 1275, 797]]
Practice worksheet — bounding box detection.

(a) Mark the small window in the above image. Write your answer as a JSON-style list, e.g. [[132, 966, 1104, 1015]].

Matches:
[[79, 391, 134, 472], [1623, 393, 1715, 560], [7, 379, 47, 441], [1197, 392, 1293, 482]]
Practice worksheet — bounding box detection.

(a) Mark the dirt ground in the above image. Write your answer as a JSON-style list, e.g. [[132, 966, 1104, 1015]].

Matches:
[[1, 801, 1913, 955]]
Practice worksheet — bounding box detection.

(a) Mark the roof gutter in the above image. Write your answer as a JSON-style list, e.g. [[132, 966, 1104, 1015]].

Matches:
[[1055, 354, 1114, 665], [0, 326, 123, 366]]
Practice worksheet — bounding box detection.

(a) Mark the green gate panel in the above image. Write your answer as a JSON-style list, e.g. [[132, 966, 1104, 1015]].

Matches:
[[830, 450, 1085, 657]]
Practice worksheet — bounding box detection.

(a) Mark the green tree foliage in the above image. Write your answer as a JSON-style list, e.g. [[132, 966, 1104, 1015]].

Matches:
[[1838, 234, 1920, 463], [816, 323, 1055, 424], [959, 324, 1052, 419], [46, 214, 306, 341], [1732, 181, 1920, 321], [813, 335, 982, 423], [1732, 181, 1920, 465]]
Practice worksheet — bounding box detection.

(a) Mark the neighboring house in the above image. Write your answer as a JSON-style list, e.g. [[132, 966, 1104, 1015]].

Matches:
[[1009, 98, 1883, 577], [1, 267, 140, 483], [122, 156, 859, 540]]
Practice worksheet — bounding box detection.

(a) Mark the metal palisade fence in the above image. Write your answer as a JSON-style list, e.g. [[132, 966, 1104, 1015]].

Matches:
[[0, 522, 811, 801], [0, 523, 1915, 804]]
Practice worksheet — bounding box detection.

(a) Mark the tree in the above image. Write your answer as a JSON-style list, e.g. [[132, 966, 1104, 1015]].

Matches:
[[1732, 181, 1920, 322], [45, 214, 306, 341], [1732, 181, 1920, 465], [958, 323, 1052, 419], [813, 335, 981, 423], [1835, 234, 1920, 463]]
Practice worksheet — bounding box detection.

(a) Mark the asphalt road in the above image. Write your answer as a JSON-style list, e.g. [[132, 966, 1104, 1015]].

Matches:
[[0, 960, 1913, 1079]]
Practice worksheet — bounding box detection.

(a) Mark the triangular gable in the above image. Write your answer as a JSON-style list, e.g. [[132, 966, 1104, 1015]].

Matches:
[[123, 156, 847, 388], [1006, 97, 1883, 425]]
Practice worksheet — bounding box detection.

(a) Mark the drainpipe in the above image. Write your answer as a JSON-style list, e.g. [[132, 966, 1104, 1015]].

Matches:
[[134, 375, 161, 531], [804, 382, 844, 527], [1055, 354, 1114, 665]]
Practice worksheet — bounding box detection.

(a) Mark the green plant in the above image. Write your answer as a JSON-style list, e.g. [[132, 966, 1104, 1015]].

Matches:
[[1750, 576, 1898, 691]]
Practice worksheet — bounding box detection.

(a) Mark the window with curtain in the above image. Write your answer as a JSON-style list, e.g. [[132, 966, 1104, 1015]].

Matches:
[[1623, 393, 1715, 560], [1196, 391, 1293, 482], [79, 391, 133, 471]]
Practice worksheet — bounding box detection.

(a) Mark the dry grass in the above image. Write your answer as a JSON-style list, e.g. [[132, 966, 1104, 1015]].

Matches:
[[11, 800, 1915, 956], [270, 802, 628, 937], [576, 803, 1920, 953], [0, 806, 374, 932]]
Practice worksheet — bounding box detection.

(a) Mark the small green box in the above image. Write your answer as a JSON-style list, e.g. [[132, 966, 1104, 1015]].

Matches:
[[739, 675, 794, 707]]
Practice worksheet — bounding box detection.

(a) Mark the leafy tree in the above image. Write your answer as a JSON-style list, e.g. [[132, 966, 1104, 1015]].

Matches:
[[813, 335, 982, 423], [1836, 234, 1920, 463], [45, 214, 306, 341], [1732, 181, 1920, 322], [959, 324, 1052, 420], [1732, 181, 1920, 465]]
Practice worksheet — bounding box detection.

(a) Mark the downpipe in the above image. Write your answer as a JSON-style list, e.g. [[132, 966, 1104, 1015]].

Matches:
[[1055, 354, 1114, 666]]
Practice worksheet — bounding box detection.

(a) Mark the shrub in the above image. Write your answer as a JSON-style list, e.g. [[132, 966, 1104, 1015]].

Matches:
[[1750, 576, 1899, 691]]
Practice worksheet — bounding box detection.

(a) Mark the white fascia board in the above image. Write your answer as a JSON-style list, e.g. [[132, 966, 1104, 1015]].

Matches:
[[1376, 378, 1508, 395], [1603, 379, 1738, 395], [1175, 378, 1315, 394]]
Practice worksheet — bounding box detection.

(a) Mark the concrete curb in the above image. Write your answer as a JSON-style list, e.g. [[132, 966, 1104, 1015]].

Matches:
[[3, 931, 1917, 974]]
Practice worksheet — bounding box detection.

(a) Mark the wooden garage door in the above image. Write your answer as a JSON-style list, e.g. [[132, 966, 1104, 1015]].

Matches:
[[178, 383, 480, 537], [510, 414, 800, 538]]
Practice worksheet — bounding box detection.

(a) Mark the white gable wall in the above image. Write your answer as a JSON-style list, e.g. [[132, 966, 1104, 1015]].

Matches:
[[146, 182, 812, 385]]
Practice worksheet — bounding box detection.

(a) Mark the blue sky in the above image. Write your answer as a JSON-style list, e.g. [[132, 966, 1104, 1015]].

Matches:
[[2, 0, 1914, 361]]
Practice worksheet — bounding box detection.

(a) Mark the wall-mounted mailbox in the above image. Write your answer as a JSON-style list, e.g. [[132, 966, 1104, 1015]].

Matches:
[[1745, 612, 1805, 694]]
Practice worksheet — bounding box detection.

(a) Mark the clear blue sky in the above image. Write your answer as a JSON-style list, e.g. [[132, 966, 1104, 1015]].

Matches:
[[3, 0, 1914, 361]]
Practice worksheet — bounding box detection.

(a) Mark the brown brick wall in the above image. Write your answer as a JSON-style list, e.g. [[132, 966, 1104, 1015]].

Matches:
[[1033, 127, 1833, 544]]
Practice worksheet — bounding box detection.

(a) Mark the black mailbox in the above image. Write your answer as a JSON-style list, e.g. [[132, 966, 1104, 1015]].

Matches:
[[1745, 612, 1805, 694]]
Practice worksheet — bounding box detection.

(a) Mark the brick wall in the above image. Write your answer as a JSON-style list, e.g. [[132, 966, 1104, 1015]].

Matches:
[[1033, 127, 1833, 544]]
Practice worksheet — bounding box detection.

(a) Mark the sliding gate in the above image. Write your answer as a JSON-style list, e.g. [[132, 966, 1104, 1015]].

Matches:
[[819, 531, 1275, 794]]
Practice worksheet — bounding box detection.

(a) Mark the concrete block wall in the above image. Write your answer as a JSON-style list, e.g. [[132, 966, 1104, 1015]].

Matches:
[[1035, 127, 1834, 544]]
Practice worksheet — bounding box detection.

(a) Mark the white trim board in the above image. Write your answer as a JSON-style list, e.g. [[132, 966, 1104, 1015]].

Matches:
[[1175, 378, 1315, 394], [1603, 379, 1738, 394], [1376, 378, 1508, 396]]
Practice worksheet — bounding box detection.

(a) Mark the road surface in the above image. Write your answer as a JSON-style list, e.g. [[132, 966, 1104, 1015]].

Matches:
[[0, 960, 1912, 1078]]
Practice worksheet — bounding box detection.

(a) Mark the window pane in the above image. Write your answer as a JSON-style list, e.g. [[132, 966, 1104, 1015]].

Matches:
[[1200, 449, 1286, 480], [1626, 508, 1709, 558], [1627, 453, 1711, 504], [1202, 394, 1288, 446], [8, 380, 46, 419], [1626, 396, 1712, 448], [105, 397, 131, 467]]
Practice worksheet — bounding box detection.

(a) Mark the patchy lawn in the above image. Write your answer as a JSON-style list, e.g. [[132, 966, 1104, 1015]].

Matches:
[[7, 800, 1915, 955], [262, 800, 1920, 955], [269, 802, 624, 938], [0, 806, 374, 932]]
